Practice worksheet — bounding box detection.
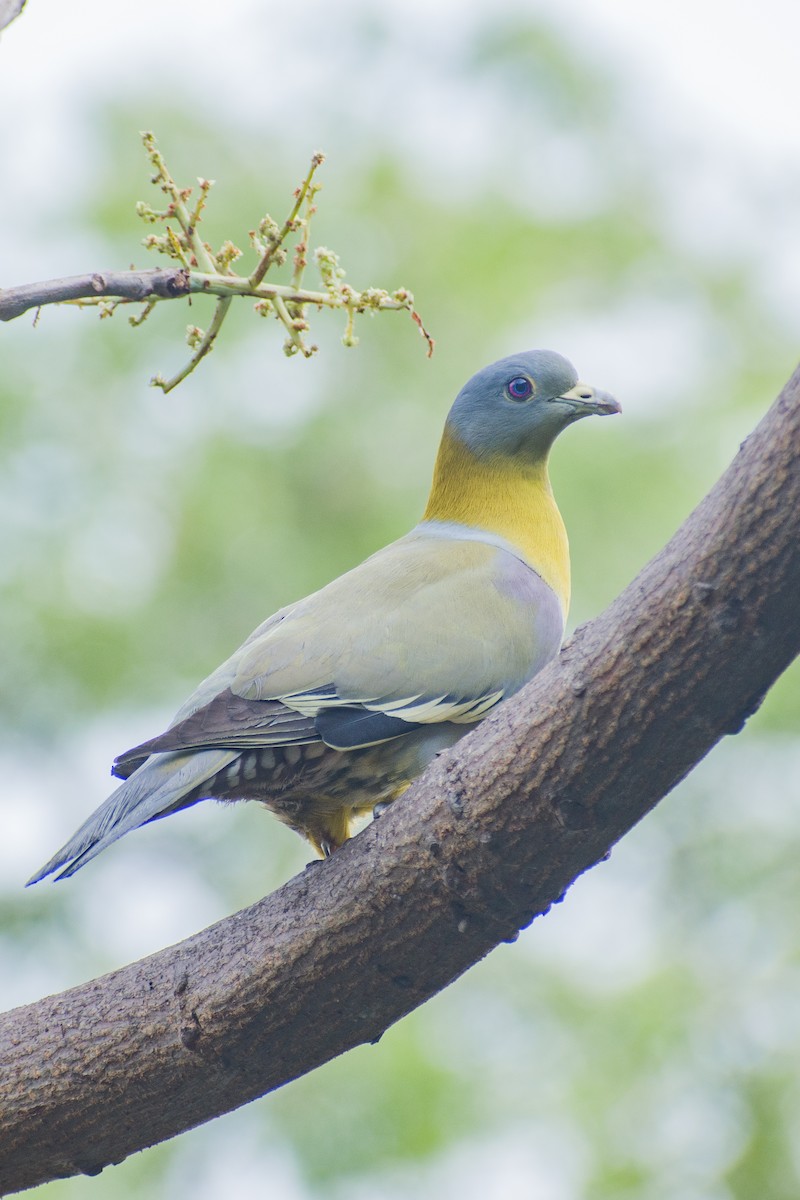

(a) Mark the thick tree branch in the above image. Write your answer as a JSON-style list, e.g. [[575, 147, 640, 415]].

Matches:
[[1, 365, 799, 1193]]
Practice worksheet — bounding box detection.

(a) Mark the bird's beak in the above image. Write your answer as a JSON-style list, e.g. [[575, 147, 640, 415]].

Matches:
[[553, 382, 622, 416]]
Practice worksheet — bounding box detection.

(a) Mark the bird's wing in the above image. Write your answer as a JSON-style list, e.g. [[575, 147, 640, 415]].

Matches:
[[111, 603, 306, 776], [117, 532, 564, 762], [112, 694, 318, 777], [237, 531, 564, 716]]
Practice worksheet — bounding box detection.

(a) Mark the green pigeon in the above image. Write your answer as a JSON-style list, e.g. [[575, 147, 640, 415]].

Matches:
[[29, 349, 619, 882]]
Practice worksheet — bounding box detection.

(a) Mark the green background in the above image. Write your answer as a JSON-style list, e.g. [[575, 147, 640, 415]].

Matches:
[[1, 3, 799, 1197]]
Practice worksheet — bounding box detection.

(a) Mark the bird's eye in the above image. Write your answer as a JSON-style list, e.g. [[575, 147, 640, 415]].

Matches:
[[506, 376, 534, 401]]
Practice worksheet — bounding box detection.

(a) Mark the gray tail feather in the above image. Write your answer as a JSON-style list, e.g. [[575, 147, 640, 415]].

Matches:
[[26, 748, 237, 885]]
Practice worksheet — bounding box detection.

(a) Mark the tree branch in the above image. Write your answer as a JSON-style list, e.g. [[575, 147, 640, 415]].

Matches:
[[0, 0, 26, 35], [1, 365, 799, 1193], [0, 136, 435, 391], [0, 267, 193, 321], [0, 266, 416, 323]]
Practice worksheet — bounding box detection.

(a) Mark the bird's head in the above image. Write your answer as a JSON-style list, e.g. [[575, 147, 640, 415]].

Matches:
[[446, 349, 621, 464]]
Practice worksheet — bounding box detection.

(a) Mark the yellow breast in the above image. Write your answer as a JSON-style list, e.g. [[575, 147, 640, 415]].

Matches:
[[422, 428, 571, 615]]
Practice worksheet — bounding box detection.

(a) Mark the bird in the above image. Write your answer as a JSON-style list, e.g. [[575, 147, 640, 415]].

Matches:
[[28, 349, 620, 884]]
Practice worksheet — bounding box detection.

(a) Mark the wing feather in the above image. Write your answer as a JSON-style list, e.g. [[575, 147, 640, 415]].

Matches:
[[113, 531, 564, 767]]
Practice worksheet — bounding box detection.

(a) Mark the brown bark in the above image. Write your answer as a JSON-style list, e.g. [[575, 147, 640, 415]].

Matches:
[[1, 365, 799, 1194], [0, 268, 192, 321]]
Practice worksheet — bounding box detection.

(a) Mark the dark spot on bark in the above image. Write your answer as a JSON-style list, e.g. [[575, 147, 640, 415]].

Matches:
[[443, 863, 466, 893], [180, 1011, 202, 1051], [713, 597, 743, 634], [556, 796, 593, 831], [448, 790, 466, 818]]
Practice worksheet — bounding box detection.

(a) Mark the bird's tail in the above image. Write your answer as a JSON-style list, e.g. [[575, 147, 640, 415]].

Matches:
[[26, 748, 237, 884]]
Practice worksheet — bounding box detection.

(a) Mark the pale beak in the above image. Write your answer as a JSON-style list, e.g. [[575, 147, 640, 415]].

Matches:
[[553, 382, 621, 416]]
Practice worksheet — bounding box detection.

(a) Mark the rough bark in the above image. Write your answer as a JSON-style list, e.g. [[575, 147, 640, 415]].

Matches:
[[1, 365, 799, 1194]]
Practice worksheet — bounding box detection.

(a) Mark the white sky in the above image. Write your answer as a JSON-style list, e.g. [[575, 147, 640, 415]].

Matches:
[[2, 0, 798, 149], [2, 0, 799, 206]]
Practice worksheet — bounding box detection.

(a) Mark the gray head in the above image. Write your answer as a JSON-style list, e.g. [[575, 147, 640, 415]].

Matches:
[[446, 349, 620, 462]]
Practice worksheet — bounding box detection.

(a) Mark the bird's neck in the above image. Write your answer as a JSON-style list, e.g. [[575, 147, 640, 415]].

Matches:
[[422, 428, 570, 614]]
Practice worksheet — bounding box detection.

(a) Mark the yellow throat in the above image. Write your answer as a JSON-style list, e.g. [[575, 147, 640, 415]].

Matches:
[[422, 427, 571, 615]]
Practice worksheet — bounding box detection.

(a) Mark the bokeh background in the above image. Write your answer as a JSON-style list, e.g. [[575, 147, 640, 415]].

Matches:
[[2, 2, 800, 1196]]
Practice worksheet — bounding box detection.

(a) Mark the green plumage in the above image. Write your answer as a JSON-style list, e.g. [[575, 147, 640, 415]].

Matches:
[[29, 349, 619, 881]]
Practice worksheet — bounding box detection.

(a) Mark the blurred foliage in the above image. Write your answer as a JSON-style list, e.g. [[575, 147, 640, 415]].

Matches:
[[2, 6, 800, 1200]]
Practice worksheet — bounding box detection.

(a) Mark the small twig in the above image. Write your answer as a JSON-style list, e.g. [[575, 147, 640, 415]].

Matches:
[[271, 294, 313, 358], [409, 302, 435, 358], [152, 296, 232, 393], [188, 178, 214, 236], [290, 181, 319, 291], [128, 297, 158, 328], [142, 132, 218, 273], [163, 226, 192, 269], [342, 299, 358, 348], [250, 152, 325, 287]]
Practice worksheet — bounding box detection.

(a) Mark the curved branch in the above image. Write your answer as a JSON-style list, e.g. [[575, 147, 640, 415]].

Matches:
[[1, 366, 799, 1193]]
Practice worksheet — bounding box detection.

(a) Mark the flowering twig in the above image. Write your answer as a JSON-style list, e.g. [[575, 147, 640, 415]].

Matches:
[[151, 297, 232, 394], [0, 133, 434, 392], [250, 151, 323, 288]]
